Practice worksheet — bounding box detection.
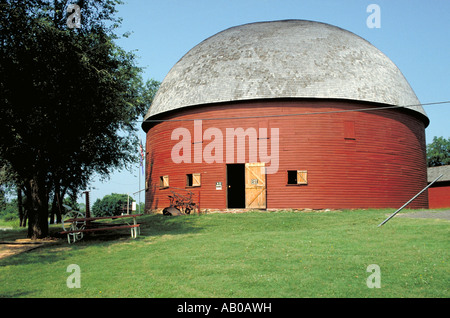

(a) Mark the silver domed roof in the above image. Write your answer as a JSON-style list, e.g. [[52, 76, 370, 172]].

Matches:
[[144, 20, 427, 122]]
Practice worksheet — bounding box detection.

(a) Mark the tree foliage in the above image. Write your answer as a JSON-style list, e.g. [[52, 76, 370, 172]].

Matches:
[[91, 193, 133, 217], [0, 0, 159, 238], [427, 136, 450, 167]]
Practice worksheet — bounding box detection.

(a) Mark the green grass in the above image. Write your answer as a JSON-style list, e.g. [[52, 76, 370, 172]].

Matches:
[[0, 209, 449, 298], [0, 218, 20, 229]]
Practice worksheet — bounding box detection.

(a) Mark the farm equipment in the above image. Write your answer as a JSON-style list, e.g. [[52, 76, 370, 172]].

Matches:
[[163, 189, 198, 215], [61, 205, 86, 243]]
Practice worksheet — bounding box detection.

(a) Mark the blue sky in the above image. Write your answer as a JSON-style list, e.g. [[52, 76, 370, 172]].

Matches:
[[82, 0, 450, 204]]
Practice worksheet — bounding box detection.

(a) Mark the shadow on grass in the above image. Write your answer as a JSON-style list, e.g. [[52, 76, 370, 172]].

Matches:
[[138, 213, 205, 236], [0, 213, 204, 266]]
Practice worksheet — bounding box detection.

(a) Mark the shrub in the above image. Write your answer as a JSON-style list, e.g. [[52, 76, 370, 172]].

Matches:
[[91, 193, 134, 217], [0, 202, 18, 221]]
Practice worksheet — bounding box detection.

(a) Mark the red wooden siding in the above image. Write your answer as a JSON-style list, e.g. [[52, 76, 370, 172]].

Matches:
[[428, 182, 450, 208], [144, 99, 428, 211]]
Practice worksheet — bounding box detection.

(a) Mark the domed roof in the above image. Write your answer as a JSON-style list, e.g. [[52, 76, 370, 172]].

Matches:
[[144, 20, 427, 122]]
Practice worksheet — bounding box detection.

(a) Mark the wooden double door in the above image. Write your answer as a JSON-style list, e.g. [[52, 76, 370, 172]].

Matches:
[[227, 163, 266, 209]]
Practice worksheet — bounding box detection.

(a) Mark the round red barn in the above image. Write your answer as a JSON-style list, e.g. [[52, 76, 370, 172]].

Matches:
[[142, 20, 429, 212]]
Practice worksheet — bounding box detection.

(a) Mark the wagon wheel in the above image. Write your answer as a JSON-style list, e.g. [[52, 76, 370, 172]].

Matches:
[[185, 202, 198, 214], [62, 211, 86, 241]]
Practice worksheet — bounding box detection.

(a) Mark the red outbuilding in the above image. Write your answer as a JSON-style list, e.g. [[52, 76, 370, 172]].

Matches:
[[428, 166, 450, 209], [142, 20, 429, 212]]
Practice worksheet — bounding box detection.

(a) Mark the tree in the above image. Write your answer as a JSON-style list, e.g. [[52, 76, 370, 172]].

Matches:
[[0, 159, 27, 226], [0, 1, 159, 238], [0, 161, 14, 212], [91, 193, 134, 217], [427, 136, 450, 167]]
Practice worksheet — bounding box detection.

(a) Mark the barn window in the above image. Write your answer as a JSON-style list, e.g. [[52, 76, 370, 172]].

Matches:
[[287, 170, 308, 185], [159, 175, 169, 189], [186, 173, 201, 187], [344, 121, 356, 140]]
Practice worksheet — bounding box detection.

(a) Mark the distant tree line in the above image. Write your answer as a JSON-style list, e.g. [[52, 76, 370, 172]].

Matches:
[[427, 136, 450, 167], [0, 191, 143, 223], [92, 193, 137, 217]]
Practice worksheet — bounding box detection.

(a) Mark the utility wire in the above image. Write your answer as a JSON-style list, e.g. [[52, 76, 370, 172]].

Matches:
[[141, 100, 450, 123]]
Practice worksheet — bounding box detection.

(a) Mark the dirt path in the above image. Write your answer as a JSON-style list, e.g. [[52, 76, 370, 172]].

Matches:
[[0, 238, 59, 260], [397, 210, 450, 220]]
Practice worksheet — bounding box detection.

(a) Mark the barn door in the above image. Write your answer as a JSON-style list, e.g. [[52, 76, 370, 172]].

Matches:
[[245, 162, 266, 209]]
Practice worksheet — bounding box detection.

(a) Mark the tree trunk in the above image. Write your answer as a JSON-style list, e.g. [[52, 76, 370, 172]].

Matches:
[[49, 191, 57, 225], [49, 181, 66, 224], [25, 175, 49, 239], [17, 186, 27, 227], [56, 186, 67, 224]]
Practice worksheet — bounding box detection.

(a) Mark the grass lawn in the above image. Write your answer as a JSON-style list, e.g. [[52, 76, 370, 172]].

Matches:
[[0, 209, 448, 298]]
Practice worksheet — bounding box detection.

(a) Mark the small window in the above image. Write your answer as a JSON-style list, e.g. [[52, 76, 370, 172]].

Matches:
[[344, 121, 356, 140], [186, 173, 201, 187], [159, 175, 169, 189], [287, 170, 308, 185], [287, 171, 298, 185]]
